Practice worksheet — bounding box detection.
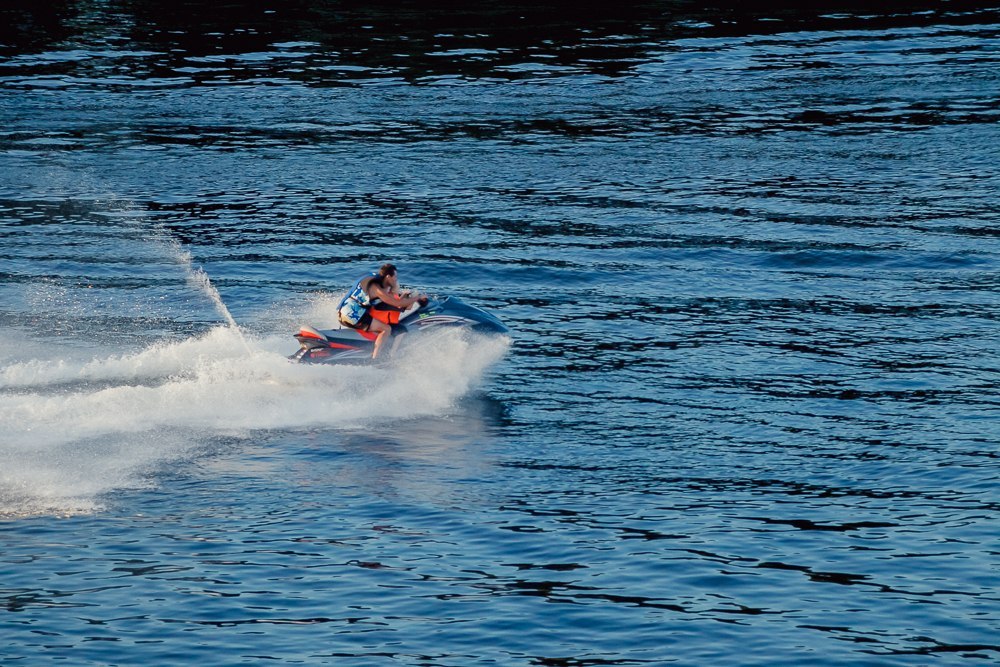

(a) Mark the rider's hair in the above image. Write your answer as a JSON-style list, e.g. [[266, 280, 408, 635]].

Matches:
[[368, 263, 396, 288]]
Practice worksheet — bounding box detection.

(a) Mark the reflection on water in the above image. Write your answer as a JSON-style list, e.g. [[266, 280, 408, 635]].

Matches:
[[4, 1, 1000, 86], [289, 394, 511, 505]]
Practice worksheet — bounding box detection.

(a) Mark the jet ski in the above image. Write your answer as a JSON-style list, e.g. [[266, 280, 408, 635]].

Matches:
[[291, 295, 508, 364]]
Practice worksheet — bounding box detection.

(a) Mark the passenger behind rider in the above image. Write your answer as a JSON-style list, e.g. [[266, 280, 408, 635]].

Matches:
[[337, 263, 427, 359]]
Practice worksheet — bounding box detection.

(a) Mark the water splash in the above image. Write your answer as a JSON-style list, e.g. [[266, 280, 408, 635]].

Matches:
[[0, 325, 509, 517], [178, 249, 252, 353], [108, 199, 250, 346], [0, 198, 509, 517], [186, 264, 240, 331]]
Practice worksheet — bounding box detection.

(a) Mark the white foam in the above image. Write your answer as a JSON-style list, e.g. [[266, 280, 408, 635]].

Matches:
[[0, 324, 509, 518]]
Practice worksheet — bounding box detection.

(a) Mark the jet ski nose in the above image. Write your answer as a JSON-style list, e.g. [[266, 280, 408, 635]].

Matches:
[[472, 316, 508, 335]]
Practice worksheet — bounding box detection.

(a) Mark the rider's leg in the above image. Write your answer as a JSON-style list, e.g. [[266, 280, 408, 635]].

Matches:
[[368, 319, 391, 359]]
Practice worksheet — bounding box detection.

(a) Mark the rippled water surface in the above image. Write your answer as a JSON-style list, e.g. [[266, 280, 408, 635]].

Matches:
[[1, 1, 999, 665]]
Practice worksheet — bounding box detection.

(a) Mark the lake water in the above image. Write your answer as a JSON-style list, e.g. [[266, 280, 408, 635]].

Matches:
[[1, 1, 998, 665]]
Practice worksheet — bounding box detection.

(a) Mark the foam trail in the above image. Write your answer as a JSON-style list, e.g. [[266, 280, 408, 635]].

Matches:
[[0, 326, 509, 517], [1, 326, 244, 390]]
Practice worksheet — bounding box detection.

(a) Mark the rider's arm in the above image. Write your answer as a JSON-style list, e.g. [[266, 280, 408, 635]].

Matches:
[[370, 284, 421, 308]]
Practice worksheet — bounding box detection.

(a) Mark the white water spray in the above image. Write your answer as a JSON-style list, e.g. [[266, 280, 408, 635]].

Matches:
[[120, 202, 251, 352], [0, 199, 509, 517], [0, 323, 509, 518], [176, 247, 252, 353]]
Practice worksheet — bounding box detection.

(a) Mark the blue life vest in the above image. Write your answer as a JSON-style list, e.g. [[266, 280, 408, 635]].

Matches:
[[338, 272, 378, 326]]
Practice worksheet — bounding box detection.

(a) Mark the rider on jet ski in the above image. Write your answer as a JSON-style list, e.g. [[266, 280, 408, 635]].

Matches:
[[338, 263, 428, 359]]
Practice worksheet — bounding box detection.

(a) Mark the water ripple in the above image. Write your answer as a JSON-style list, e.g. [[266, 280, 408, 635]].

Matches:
[[2, 2, 999, 665]]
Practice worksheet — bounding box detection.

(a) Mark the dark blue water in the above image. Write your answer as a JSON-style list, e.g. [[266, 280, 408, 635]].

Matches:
[[1, 2, 999, 664]]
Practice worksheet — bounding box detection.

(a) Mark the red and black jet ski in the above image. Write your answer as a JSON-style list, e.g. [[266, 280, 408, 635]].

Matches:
[[290, 295, 508, 364]]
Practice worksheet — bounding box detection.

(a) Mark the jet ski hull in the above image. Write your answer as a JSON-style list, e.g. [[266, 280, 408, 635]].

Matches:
[[291, 295, 507, 364]]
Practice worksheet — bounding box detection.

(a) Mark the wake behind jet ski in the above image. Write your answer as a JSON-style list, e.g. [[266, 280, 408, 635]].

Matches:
[[291, 295, 508, 364]]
